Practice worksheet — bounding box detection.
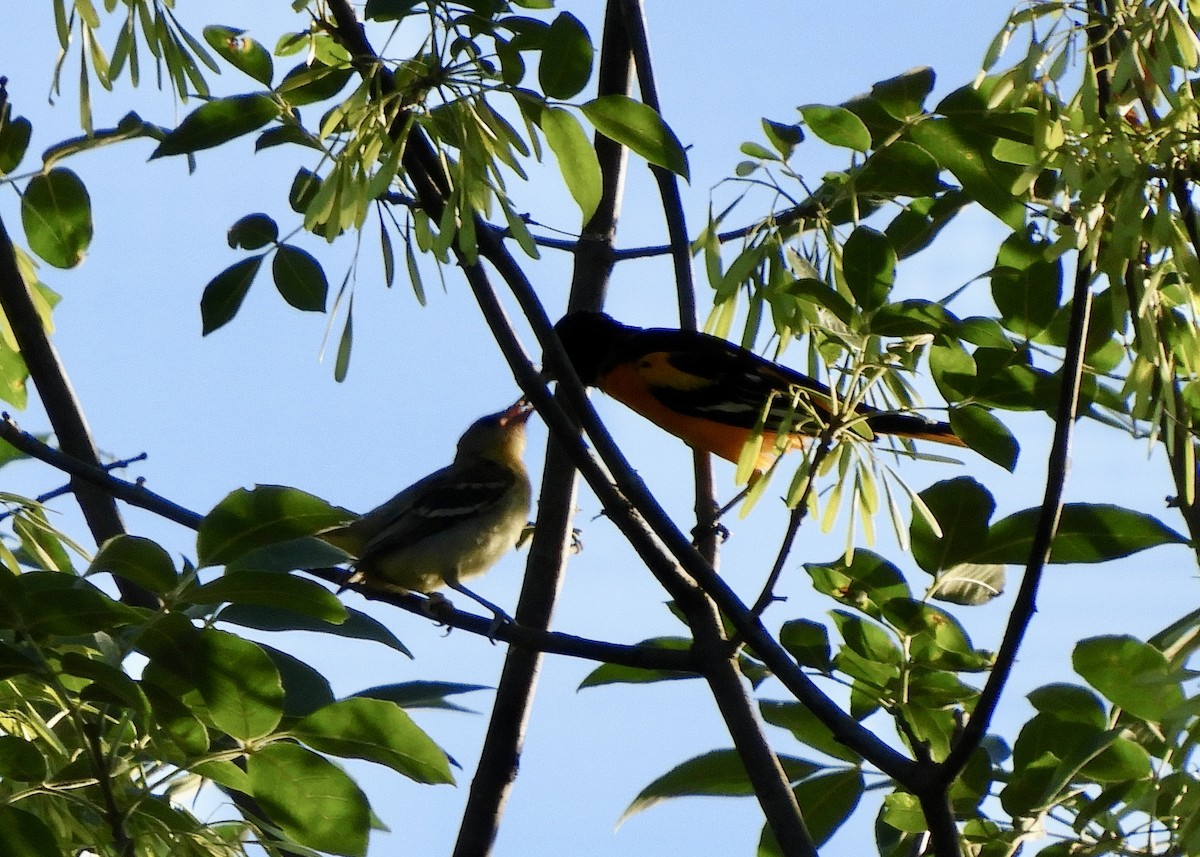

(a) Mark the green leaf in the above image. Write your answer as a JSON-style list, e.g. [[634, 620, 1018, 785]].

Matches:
[[0, 114, 32, 174], [225, 535, 353, 574], [870, 67, 936, 120], [276, 61, 354, 107], [798, 104, 871, 151], [831, 611, 901, 665], [908, 117, 1026, 229], [200, 255, 263, 335], [539, 12, 592, 99], [579, 638, 697, 688], [364, 0, 420, 21], [991, 231, 1063, 336], [949, 405, 1019, 471], [970, 348, 1055, 412], [89, 534, 178, 594], [855, 142, 944, 198], [581, 95, 689, 180], [142, 682, 209, 755], [261, 643, 336, 718], [290, 168, 323, 213], [20, 168, 93, 269], [272, 244, 328, 311], [355, 681, 487, 711], [248, 743, 369, 857], [64, 652, 151, 722], [540, 107, 601, 221], [0, 572, 140, 638], [202, 26, 274, 85], [1027, 683, 1107, 727], [186, 571, 347, 624], [150, 94, 280, 158], [619, 750, 819, 825], [972, 504, 1187, 564], [780, 619, 833, 671], [0, 343, 28, 409], [198, 485, 353, 567], [1082, 734, 1152, 782], [138, 616, 284, 740], [783, 278, 855, 325], [0, 642, 38, 681], [761, 118, 804, 158], [0, 806, 59, 857], [255, 123, 322, 152], [219, 604, 412, 657], [227, 213, 278, 250], [760, 701, 862, 763], [1073, 635, 1185, 722], [910, 477, 995, 574], [886, 190, 972, 259], [868, 299, 952, 337], [842, 226, 894, 311], [190, 759, 252, 794], [0, 735, 47, 781], [805, 551, 911, 620], [928, 563, 1006, 606], [293, 697, 453, 784], [881, 791, 927, 835], [793, 769, 864, 846], [12, 508, 74, 572], [884, 600, 989, 670]]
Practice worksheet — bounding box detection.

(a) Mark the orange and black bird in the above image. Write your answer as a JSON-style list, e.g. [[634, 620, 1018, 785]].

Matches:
[[553, 311, 964, 476]]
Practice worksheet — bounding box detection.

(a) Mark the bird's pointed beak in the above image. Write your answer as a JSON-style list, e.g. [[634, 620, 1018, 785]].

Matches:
[[500, 398, 535, 426]]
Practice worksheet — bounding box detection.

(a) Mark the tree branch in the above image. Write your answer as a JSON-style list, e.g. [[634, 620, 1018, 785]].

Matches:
[[750, 438, 832, 618], [469, 237, 920, 785], [324, 0, 917, 829], [612, 5, 813, 850], [937, 258, 1094, 785], [2, 413, 699, 670], [0, 414, 203, 529], [0, 214, 155, 608], [453, 5, 636, 853]]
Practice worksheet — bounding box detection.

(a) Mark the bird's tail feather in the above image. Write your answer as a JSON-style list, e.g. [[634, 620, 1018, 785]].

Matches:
[[864, 413, 966, 447]]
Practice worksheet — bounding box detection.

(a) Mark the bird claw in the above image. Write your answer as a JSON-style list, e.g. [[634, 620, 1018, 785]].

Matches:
[[420, 592, 456, 625], [690, 519, 731, 545], [484, 612, 510, 643], [516, 524, 584, 555]]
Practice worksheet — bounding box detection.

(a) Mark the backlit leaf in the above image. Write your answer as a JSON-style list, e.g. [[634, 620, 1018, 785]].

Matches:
[[197, 485, 353, 567], [581, 95, 689, 179], [20, 168, 92, 269], [151, 94, 280, 158], [248, 743, 369, 857]]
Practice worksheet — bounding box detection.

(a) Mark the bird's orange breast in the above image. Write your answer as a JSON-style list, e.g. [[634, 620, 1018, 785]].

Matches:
[[601, 360, 800, 472]]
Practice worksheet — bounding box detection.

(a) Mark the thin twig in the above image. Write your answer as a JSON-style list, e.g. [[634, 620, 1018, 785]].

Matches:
[[0, 415, 202, 529], [750, 438, 833, 618], [0, 452, 147, 522]]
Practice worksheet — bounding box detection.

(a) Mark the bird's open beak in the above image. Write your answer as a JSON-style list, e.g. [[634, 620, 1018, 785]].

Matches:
[[500, 398, 535, 426]]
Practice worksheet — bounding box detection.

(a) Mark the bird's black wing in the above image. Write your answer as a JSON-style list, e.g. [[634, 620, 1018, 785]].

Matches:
[[358, 461, 518, 560]]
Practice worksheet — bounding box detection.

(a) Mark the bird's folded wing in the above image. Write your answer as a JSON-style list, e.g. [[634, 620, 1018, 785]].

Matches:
[[624, 333, 835, 432], [360, 460, 518, 557]]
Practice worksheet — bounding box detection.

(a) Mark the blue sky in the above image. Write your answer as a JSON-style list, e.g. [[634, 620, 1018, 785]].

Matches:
[[2, 3, 1192, 855]]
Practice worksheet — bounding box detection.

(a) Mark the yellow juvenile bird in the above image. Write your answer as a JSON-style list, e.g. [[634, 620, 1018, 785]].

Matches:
[[323, 400, 533, 626]]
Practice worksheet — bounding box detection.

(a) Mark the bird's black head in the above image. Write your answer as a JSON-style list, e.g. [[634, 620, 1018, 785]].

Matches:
[[552, 311, 635, 386]]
